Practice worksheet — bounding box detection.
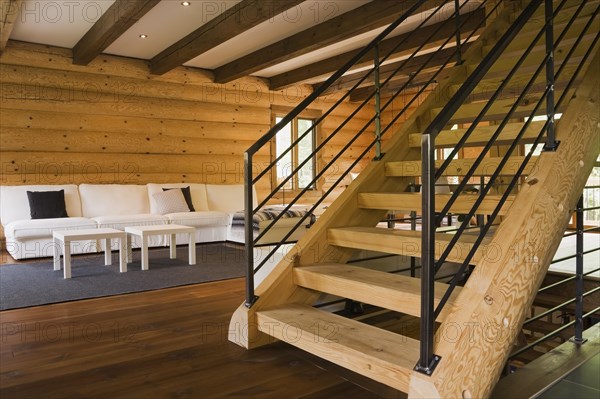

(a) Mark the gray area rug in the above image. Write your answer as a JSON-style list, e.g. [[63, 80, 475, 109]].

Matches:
[[0, 243, 246, 310]]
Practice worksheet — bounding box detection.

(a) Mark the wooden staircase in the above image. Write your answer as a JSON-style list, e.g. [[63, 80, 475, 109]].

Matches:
[[230, 1, 600, 398]]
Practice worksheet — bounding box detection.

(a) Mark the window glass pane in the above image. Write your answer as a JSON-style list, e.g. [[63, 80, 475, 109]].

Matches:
[[524, 143, 543, 156], [584, 167, 600, 226], [297, 118, 315, 189], [275, 117, 293, 189]]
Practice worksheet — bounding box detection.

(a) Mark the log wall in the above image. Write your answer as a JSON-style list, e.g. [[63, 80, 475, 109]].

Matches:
[[0, 41, 395, 205]]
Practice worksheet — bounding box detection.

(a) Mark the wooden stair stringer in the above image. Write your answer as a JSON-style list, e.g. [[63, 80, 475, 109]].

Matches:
[[228, 0, 522, 352], [409, 46, 600, 399]]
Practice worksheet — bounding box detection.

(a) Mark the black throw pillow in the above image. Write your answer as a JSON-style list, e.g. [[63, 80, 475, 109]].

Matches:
[[27, 190, 69, 219], [162, 186, 195, 211]]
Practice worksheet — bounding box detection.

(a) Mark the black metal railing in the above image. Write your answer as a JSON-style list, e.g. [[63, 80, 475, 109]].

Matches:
[[417, 0, 599, 374], [242, 0, 493, 307], [508, 190, 600, 361]]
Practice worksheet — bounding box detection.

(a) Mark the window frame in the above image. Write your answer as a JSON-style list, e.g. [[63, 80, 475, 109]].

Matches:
[[269, 105, 322, 194]]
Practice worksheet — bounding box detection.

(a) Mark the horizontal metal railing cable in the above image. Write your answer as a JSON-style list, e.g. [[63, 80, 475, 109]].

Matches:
[[433, 18, 600, 317], [417, 1, 550, 371], [430, 0, 591, 277], [252, 1, 485, 237], [523, 286, 600, 326], [563, 226, 600, 237], [434, 0, 573, 210], [250, 2, 460, 241], [428, 1, 596, 315], [251, 1, 456, 190], [250, 3, 495, 269], [510, 306, 600, 359], [243, 0, 438, 295], [378, 1, 498, 135], [538, 266, 600, 292]]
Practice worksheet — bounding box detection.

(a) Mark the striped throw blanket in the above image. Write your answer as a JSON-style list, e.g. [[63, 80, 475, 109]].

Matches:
[[231, 207, 309, 231]]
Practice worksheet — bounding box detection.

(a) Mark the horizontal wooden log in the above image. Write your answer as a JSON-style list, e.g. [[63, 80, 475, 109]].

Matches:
[[0, 128, 270, 156], [0, 85, 271, 124], [0, 108, 270, 140], [0, 152, 271, 176]]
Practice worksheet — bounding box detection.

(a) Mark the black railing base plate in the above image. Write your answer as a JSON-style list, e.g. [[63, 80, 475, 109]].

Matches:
[[244, 295, 260, 309], [414, 355, 442, 376]]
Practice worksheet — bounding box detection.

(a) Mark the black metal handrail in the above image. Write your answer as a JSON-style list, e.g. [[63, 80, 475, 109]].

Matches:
[[242, 0, 494, 307], [417, 0, 599, 373]]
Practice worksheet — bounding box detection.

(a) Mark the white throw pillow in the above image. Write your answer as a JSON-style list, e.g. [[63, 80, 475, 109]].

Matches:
[[152, 189, 190, 215]]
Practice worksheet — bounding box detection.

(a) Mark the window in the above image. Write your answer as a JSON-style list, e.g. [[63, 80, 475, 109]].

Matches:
[[271, 108, 319, 192], [583, 158, 600, 227]]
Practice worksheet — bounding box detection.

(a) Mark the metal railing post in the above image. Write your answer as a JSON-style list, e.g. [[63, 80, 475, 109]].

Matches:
[[454, 0, 463, 64], [410, 183, 417, 278], [570, 195, 587, 344], [416, 133, 441, 375], [374, 44, 383, 160], [543, 0, 559, 151], [244, 152, 257, 308]]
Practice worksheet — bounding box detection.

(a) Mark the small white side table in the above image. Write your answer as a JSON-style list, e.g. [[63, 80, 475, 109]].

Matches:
[[125, 224, 196, 270], [53, 228, 127, 279]]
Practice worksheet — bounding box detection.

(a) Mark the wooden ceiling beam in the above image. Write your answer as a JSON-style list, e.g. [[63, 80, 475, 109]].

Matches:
[[319, 44, 473, 97], [0, 0, 22, 54], [269, 8, 484, 91], [150, 0, 305, 75], [72, 0, 161, 65], [214, 0, 444, 84]]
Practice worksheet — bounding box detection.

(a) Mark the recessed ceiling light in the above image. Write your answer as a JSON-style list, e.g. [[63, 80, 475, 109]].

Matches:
[[181, 1, 191, 6], [139, 34, 148, 39]]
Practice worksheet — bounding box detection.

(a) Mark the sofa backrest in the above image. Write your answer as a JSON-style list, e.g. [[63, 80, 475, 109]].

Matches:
[[146, 183, 209, 213], [205, 184, 257, 213], [79, 184, 150, 217], [0, 185, 82, 226]]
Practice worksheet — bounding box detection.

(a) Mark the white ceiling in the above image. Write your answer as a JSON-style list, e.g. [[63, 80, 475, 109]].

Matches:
[[10, 0, 116, 48], [7, 0, 475, 83]]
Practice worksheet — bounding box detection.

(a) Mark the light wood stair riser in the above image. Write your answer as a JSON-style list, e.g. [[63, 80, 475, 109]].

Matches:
[[408, 120, 546, 148], [385, 156, 538, 177], [328, 227, 488, 265], [293, 264, 463, 322], [256, 304, 419, 392], [357, 193, 514, 215], [429, 89, 575, 125]]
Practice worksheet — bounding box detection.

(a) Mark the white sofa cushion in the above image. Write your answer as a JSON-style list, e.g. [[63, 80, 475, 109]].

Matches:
[[147, 183, 209, 213], [80, 184, 150, 217], [1, 185, 82, 226], [166, 211, 230, 227], [152, 190, 190, 214], [5, 217, 98, 240], [205, 184, 257, 213]]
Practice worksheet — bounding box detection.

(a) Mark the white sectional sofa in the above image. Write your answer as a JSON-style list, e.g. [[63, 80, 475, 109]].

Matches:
[[0, 183, 257, 260], [0, 183, 310, 260]]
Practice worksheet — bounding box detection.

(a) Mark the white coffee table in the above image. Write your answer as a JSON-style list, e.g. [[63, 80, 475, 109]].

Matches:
[[53, 228, 127, 279], [125, 224, 196, 270]]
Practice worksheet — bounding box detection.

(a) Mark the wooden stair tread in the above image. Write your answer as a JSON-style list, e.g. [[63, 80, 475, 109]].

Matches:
[[385, 156, 538, 177], [328, 227, 488, 264], [358, 192, 514, 215], [256, 303, 419, 392], [294, 264, 462, 322], [408, 120, 546, 148]]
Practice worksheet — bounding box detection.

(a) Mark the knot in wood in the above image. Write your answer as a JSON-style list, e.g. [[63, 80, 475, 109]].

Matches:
[[526, 177, 539, 186], [484, 295, 494, 305]]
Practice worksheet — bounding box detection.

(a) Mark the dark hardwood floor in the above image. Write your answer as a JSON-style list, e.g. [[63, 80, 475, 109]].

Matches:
[[0, 276, 393, 399]]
